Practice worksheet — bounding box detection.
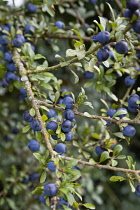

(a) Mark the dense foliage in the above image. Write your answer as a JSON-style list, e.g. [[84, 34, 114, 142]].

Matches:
[[0, 0, 140, 209]]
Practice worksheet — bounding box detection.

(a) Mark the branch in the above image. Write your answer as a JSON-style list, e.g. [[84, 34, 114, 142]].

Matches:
[[59, 154, 140, 175], [46, 32, 92, 42], [13, 50, 56, 157], [27, 24, 132, 74], [13, 51, 140, 178], [36, 100, 140, 125]]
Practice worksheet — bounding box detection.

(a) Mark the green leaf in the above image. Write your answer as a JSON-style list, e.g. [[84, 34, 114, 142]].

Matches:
[[113, 132, 125, 139], [117, 155, 126, 159], [71, 70, 79, 84], [110, 176, 125, 182], [66, 160, 79, 169], [89, 158, 96, 164], [40, 171, 47, 183], [128, 180, 136, 192], [6, 198, 17, 210], [72, 29, 83, 43], [113, 109, 127, 117], [60, 132, 66, 141], [111, 159, 118, 166], [99, 17, 106, 31], [29, 108, 35, 117], [113, 144, 123, 156], [34, 54, 46, 60], [84, 81, 94, 88], [91, 133, 100, 139], [42, 3, 55, 17], [83, 112, 91, 118], [22, 124, 30, 133], [100, 151, 110, 163], [100, 99, 109, 109], [106, 3, 115, 22], [82, 151, 90, 159], [66, 192, 75, 206], [94, 20, 104, 31], [33, 153, 42, 161], [82, 203, 96, 209], [39, 105, 49, 112], [83, 101, 94, 109]]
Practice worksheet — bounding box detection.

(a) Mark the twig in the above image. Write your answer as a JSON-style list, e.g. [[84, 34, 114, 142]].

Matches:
[[36, 100, 140, 125], [13, 50, 56, 157]]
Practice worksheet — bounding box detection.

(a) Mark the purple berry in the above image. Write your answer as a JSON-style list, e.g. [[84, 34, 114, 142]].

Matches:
[[64, 109, 74, 121], [26, 3, 37, 13], [55, 143, 66, 154], [46, 121, 58, 132], [115, 41, 128, 54], [47, 161, 56, 172], [96, 48, 109, 62], [23, 111, 34, 122], [136, 184, 140, 196], [61, 120, 72, 133], [30, 119, 41, 131], [127, 0, 140, 13], [28, 139, 40, 152], [84, 71, 94, 79], [124, 76, 135, 86], [122, 125, 136, 137], [132, 19, 140, 34], [55, 21, 64, 29], [44, 183, 58, 197], [107, 109, 116, 117]]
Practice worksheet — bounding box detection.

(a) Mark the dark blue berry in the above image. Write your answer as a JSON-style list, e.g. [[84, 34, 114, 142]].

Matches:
[[44, 183, 58, 197], [136, 184, 140, 196], [64, 109, 74, 121], [46, 121, 58, 132], [107, 109, 116, 117], [38, 193, 46, 204], [0, 35, 9, 46], [1, 79, 8, 88], [13, 34, 25, 47], [46, 109, 56, 118], [23, 111, 34, 122], [65, 131, 73, 141], [28, 139, 40, 152], [6, 62, 17, 72], [122, 125, 136, 137], [24, 25, 35, 34], [47, 161, 56, 172], [26, 3, 37, 13], [55, 21, 64, 29], [128, 94, 140, 108], [127, 0, 140, 13], [124, 76, 135, 86], [84, 71, 94, 79], [4, 52, 13, 62], [96, 48, 109, 62], [30, 119, 41, 131], [63, 96, 74, 109], [55, 143, 66, 154], [29, 172, 40, 182], [97, 30, 110, 44], [132, 19, 140, 34], [5, 72, 16, 82], [89, 0, 97, 4], [61, 120, 72, 133], [95, 146, 106, 155], [124, 9, 132, 19], [115, 41, 128, 54]]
